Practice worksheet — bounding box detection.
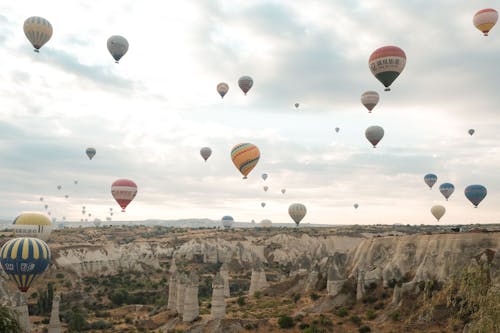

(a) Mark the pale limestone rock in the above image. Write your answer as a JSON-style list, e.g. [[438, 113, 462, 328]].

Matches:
[[327, 265, 346, 297], [167, 272, 177, 310], [176, 273, 188, 314], [14, 292, 31, 333], [211, 272, 226, 319], [182, 272, 199, 322], [391, 284, 402, 306], [356, 269, 365, 301], [220, 263, 230, 297], [169, 258, 177, 274], [48, 293, 61, 333], [249, 262, 269, 297]]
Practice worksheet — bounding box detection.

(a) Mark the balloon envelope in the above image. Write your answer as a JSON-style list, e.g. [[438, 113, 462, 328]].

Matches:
[[261, 202, 266, 208], [23, 16, 52, 52], [468, 129, 475, 136], [288, 203, 307, 226], [431, 205, 446, 221], [0, 237, 51, 292], [238, 76, 253, 95], [473, 9, 498, 36], [281, 188, 286, 194], [111, 179, 138, 212], [295, 103, 299, 108], [12, 212, 53, 241], [424, 174, 438, 189], [260, 219, 272, 228], [369, 46, 406, 91], [200, 147, 212, 162], [439, 183, 455, 201], [217, 82, 229, 98], [221, 216, 234, 229], [231, 143, 260, 179], [86, 147, 96, 160], [361, 91, 379, 112], [464, 185, 487, 207], [354, 203, 359, 209], [365, 126, 384, 148], [107, 35, 129, 63], [335, 127, 340, 133], [262, 173, 268, 181], [263, 186, 269, 192]]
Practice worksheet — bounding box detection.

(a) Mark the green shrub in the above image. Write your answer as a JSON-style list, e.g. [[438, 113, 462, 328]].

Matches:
[[310, 293, 320, 301], [350, 315, 362, 326], [336, 307, 348, 317], [237, 296, 246, 306], [293, 293, 301, 303], [278, 315, 294, 329], [390, 311, 400, 321], [359, 325, 371, 333], [366, 309, 377, 320], [56, 273, 65, 279]]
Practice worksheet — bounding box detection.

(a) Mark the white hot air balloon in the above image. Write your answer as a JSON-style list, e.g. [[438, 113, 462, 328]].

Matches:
[[107, 35, 129, 63], [288, 203, 307, 227], [365, 126, 384, 148], [431, 205, 446, 221], [361, 91, 379, 113]]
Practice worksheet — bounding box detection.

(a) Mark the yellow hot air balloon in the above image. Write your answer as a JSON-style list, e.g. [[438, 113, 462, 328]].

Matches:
[[473, 9, 498, 36], [431, 205, 446, 222], [23, 16, 53, 52], [230, 143, 260, 179], [12, 212, 53, 241]]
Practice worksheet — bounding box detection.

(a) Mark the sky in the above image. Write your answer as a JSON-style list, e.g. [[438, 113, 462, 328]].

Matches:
[[0, 0, 499, 225]]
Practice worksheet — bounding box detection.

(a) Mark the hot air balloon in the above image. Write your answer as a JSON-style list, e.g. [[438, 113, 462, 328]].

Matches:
[[86, 147, 96, 160], [12, 212, 53, 241], [464, 185, 487, 208], [107, 35, 129, 63], [64, 194, 69, 199], [365, 126, 384, 148], [88, 213, 92, 217], [230, 143, 260, 179], [281, 189, 286, 194], [0, 237, 51, 292], [238, 76, 253, 95], [259, 219, 272, 228], [111, 179, 138, 212], [23, 17, 53, 52], [295, 103, 299, 108], [200, 147, 212, 162], [369, 46, 406, 91], [473, 9, 498, 36], [217, 82, 229, 98], [288, 203, 307, 227], [57, 185, 62, 190], [74, 180, 78, 185], [44, 205, 48, 210], [361, 91, 379, 113], [424, 174, 438, 189], [221, 216, 234, 230], [62, 216, 66, 221], [261, 202, 266, 208], [468, 129, 475, 136], [263, 186, 269, 192], [39, 197, 43, 202], [262, 173, 268, 181], [431, 205, 446, 221], [94, 219, 102, 227], [81, 210, 85, 215], [439, 183, 455, 201], [354, 203, 359, 209], [335, 127, 340, 133]]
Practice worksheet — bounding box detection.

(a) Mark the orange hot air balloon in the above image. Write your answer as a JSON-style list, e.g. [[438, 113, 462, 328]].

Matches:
[[111, 179, 137, 212], [230, 143, 260, 179], [473, 9, 498, 36], [369, 46, 406, 91]]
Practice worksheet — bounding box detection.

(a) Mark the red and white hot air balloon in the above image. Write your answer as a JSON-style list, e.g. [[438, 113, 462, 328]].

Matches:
[[111, 179, 137, 212], [473, 9, 498, 36]]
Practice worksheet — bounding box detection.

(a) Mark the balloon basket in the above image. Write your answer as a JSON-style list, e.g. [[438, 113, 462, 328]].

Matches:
[[34, 49, 39, 53]]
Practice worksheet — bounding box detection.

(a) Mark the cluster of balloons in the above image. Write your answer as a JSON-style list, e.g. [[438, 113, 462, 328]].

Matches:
[[216, 76, 254, 98]]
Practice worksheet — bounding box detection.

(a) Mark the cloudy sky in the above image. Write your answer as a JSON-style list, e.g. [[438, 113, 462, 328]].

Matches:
[[0, 1, 498, 225]]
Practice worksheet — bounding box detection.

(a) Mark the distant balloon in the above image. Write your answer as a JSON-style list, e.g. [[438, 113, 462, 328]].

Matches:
[[12, 212, 53, 241], [0, 237, 51, 292], [259, 219, 272, 228], [86, 147, 96, 160], [57, 185, 62, 190], [468, 129, 475, 136], [39, 197, 43, 202], [431, 205, 446, 222], [238, 76, 253, 95], [263, 186, 269, 192], [217, 82, 229, 98], [23, 16, 53, 52], [335, 127, 340, 133], [111, 179, 138, 212], [74, 180, 78, 185], [64, 194, 69, 199], [88, 213, 92, 217], [221, 216, 234, 230], [439, 183, 455, 201], [261, 202, 266, 208], [464, 185, 487, 208], [369, 46, 406, 91], [295, 103, 299, 108], [288, 203, 307, 227], [82, 206, 86, 210], [424, 174, 438, 189], [109, 207, 113, 211], [365, 126, 384, 148], [354, 203, 359, 209], [281, 188, 286, 194], [107, 35, 129, 63], [44, 204, 48, 210], [473, 9, 498, 36], [262, 173, 268, 181], [200, 147, 212, 162], [231, 143, 260, 179], [361, 91, 379, 113]]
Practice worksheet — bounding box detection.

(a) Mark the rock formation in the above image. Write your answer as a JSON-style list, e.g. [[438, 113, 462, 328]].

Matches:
[[182, 272, 199, 322], [169, 258, 177, 274], [48, 293, 62, 333], [249, 262, 269, 296], [167, 272, 178, 311], [14, 291, 31, 333], [327, 265, 346, 297], [211, 272, 226, 319], [356, 269, 365, 301], [175, 273, 188, 315], [220, 263, 230, 297]]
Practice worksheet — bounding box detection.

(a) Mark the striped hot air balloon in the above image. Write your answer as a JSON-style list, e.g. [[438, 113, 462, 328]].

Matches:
[[0, 237, 51, 292], [369, 46, 406, 91], [473, 9, 498, 36], [238, 76, 253, 95], [23, 16, 53, 52], [361, 91, 380, 113], [288, 203, 307, 227], [221, 216, 234, 230], [217, 82, 229, 98], [424, 174, 438, 189], [111, 179, 138, 212], [230, 143, 260, 179]]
